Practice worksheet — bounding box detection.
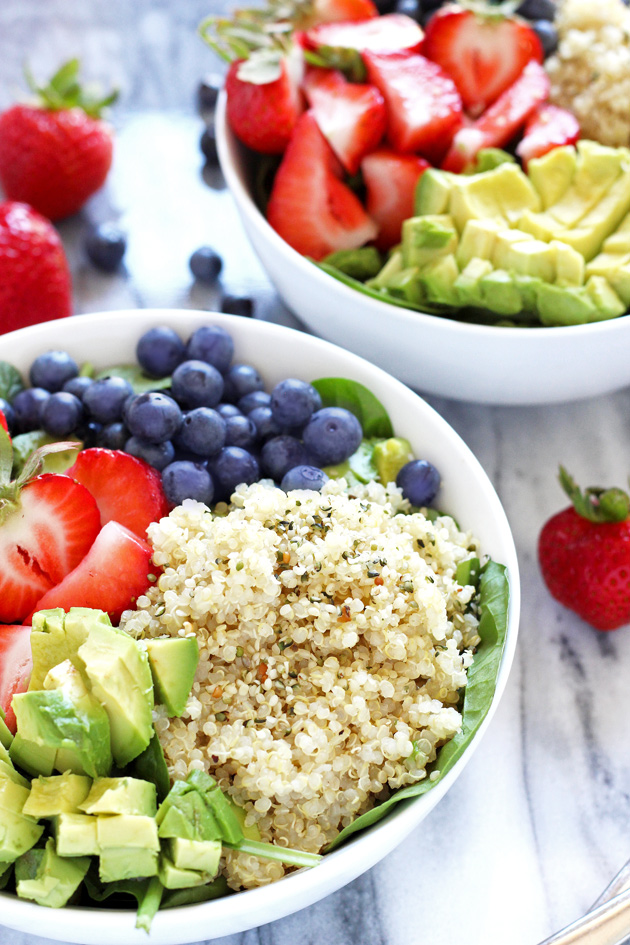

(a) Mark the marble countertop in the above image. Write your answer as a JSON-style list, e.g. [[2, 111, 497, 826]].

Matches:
[[2, 3, 630, 945]]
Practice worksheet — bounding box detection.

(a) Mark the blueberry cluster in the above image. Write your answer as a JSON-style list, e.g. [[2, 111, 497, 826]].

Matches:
[[5, 324, 368, 509]]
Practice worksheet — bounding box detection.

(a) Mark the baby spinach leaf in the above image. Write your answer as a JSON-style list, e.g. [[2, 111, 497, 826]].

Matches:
[[95, 364, 171, 394], [315, 261, 446, 316], [126, 730, 171, 802], [161, 876, 228, 909], [325, 559, 509, 852], [312, 378, 394, 439], [84, 873, 164, 932], [0, 361, 24, 402]]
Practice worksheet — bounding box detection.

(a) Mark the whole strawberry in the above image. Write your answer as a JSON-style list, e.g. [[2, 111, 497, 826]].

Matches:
[[538, 467, 630, 631], [0, 201, 72, 334], [0, 59, 117, 221]]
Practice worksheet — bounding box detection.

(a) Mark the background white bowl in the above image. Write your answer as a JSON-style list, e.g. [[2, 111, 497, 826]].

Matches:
[[215, 93, 630, 406], [0, 309, 519, 944]]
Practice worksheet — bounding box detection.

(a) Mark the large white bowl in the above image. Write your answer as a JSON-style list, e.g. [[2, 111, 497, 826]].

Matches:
[[0, 309, 520, 944], [216, 93, 630, 406]]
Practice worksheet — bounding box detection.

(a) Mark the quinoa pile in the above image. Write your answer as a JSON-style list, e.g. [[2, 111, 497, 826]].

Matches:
[[121, 479, 481, 890], [546, 0, 630, 147]]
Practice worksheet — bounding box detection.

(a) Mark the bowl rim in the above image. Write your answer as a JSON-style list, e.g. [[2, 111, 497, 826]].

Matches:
[[0, 309, 521, 943], [215, 91, 630, 342]]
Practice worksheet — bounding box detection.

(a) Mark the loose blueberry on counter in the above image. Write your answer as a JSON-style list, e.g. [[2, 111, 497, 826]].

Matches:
[[515, 0, 555, 20], [29, 350, 79, 392], [261, 435, 311, 482], [63, 376, 93, 401], [270, 378, 321, 429], [171, 360, 224, 408], [222, 363, 264, 403], [281, 465, 329, 492], [162, 460, 215, 506], [0, 397, 15, 433], [97, 422, 129, 451], [186, 325, 234, 374], [238, 390, 270, 414], [189, 246, 223, 284], [126, 392, 183, 444], [85, 223, 127, 272], [220, 295, 254, 318], [12, 388, 51, 432], [224, 413, 257, 449], [125, 436, 175, 471], [197, 74, 223, 112], [531, 19, 558, 56], [396, 459, 441, 507], [177, 407, 226, 457], [83, 376, 134, 424], [302, 407, 362, 466], [210, 446, 260, 495], [200, 128, 218, 164], [40, 392, 84, 437], [136, 326, 186, 378]]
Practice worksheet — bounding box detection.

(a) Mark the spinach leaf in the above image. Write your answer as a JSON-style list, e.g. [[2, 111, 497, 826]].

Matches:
[[84, 873, 163, 932], [315, 261, 447, 316], [161, 876, 228, 909], [126, 730, 171, 802], [312, 378, 394, 439], [0, 361, 24, 401], [95, 364, 171, 394], [325, 559, 509, 851]]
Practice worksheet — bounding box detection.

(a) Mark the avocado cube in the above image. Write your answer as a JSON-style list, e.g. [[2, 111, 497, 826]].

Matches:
[[98, 847, 159, 883], [54, 812, 100, 857], [536, 283, 598, 326], [368, 249, 403, 290], [455, 219, 502, 269], [500, 239, 555, 283], [0, 861, 12, 889], [479, 271, 523, 316], [454, 258, 494, 307], [157, 786, 221, 842], [16, 838, 90, 909], [492, 228, 535, 270], [517, 208, 559, 242], [321, 246, 383, 280], [402, 215, 458, 269], [602, 210, 630, 253], [96, 814, 160, 851], [372, 438, 414, 486], [607, 264, 630, 306], [0, 714, 12, 751], [23, 773, 91, 819], [584, 276, 626, 320], [449, 163, 539, 232], [414, 168, 456, 216], [80, 777, 157, 817], [547, 141, 627, 229], [187, 771, 243, 845], [0, 808, 44, 863], [418, 254, 460, 307], [10, 733, 57, 778], [381, 267, 424, 305], [513, 274, 543, 313], [0, 775, 31, 813], [158, 853, 211, 890], [527, 145, 577, 209], [143, 638, 199, 718], [0, 759, 30, 788], [228, 799, 261, 842], [168, 838, 221, 876], [550, 241, 585, 287], [30, 608, 111, 691]]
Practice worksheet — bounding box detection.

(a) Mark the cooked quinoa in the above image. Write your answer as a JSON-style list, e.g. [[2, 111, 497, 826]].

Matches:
[[121, 479, 481, 890], [546, 0, 630, 147]]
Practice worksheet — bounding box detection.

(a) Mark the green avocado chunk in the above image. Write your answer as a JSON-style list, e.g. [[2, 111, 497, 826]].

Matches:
[[79, 777, 157, 817], [143, 637, 199, 718], [54, 812, 100, 857], [22, 772, 92, 819], [15, 837, 90, 908], [0, 775, 44, 864], [9, 733, 57, 778], [321, 246, 383, 280], [372, 437, 414, 486], [29, 607, 112, 692], [158, 853, 215, 890]]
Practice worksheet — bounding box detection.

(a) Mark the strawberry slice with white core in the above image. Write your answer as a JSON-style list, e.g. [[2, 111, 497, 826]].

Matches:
[[303, 68, 387, 174], [442, 60, 550, 173], [516, 103, 581, 166], [309, 0, 378, 25], [302, 13, 424, 55], [29, 520, 155, 624], [0, 623, 32, 734], [65, 448, 170, 539], [362, 148, 430, 250], [267, 110, 377, 259], [364, 50, 463, 162], [422, 4, 543, 118]]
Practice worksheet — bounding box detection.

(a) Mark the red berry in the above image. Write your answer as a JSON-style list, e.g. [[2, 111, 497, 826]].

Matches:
[[226, 56, 304, 155], [516, 103, 581, 166], [361, 148, 430, 250], [0, 623, 32, 734]]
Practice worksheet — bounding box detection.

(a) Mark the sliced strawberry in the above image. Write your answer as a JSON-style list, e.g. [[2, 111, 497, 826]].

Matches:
[[442, 60, 550, 173], [301, 13, 424, 55], [363, 50, 463, 162], [226, 53, 304, 154], [361, 148, 430, 250], [516, 104, 581, 166], [0, 410, 7, 433], [302, 68, 386, 174], [29, 520, 155, 624], [65, 448, 170, 539], [422, 5, 543, 118], [0, 474, 101, 624], [0, 623, 31, 734], [309, 0, 378, 25], [267, 110, 377, 259]]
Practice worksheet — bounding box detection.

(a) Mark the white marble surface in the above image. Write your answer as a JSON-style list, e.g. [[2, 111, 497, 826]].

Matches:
[[2, 4, 630, 945]]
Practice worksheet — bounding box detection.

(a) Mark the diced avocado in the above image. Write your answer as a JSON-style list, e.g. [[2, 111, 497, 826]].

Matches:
[[449, 163, 540, 232], [228, 799, 261, 842], [0, 713, 12, 750], [0, 861, 12, 889], [187, 770, 243, 845], [418, 254, 460, 306], [22, 772, 91, 818], [585, 251, 630, 280], [560, 169, 630, 260], [455, 219, 502, 269], [499, 239, 555, 282], [54, 812, 100, 857], [96, 813, 160, 850], [15, 837, 89, 908], [0, 758, 30, 787], [584, 275, 626, 320], [0, 775, 31, 813], [536, 283, 598, 326], [11, 432, 81, 478], [372, 438, 414, 486], [414, 168, 457, 215], [127, 731, 171, 803], [0, 736, 12, 767], [479, 271, 523, 316], [156, 784, 222, 842], [454, 258, 494, 307], [381, 267, 424, 305], [602, 210, 630, 253], [168, 837, 221, 876], [321, 247, 383, 280], [527, 145, 577, 209], [79, 777, 157, 817], [513, 274, 543, 313], [368, 248, 403, 289], [550, 241, 585, 287], [402, 214, 458, 265], [0, 777, 44, 863], [492, 229, 535, 269], [547, 141, 627, 228], [607, 264, 630, 306], [77, 623, 154, 767], [29, 607, 112, 691], [98, 847, 159, 883], [158, 853, 211, 890], [143, 638, 199, 718], [471, 149, 515, 173], [10, 733, 57, 778], [517, 208, 558, 242]]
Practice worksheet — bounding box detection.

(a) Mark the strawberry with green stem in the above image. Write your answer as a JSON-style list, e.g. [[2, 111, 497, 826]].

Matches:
[[538, 466, 630, 631]]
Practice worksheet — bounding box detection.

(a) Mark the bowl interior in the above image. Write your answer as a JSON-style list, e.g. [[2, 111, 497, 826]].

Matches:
[[0, 310, 520, 944]]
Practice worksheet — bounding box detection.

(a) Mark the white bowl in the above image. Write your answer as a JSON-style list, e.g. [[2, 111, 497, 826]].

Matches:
[[216, 93, 630, 406], [0, 309, 520, 944]]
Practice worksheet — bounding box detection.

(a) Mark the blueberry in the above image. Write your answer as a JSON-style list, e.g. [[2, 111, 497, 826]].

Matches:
[[516, 0, 555, 20], [281, 465, 329, 492], [189, 246, 223, 284], [197, 74, 223, 111], [200, 128, 218, 163], [185, 325, 234, 373], [63, 376, 93, 401], [29, 350, 79, 392], [396, 460, 441, 506], [126, 392, 183, 444], [270, 379, 320, 429], [210, 446, 260, 495], [302, 407, 362, 466], [40, 392, 84, 437], [220, 295, 254, 318], [216, 403, 242, 420], [222, 363, 264, 403], [249, 405, 282, 441], [12, 388, 50, 432], [162, 461, 215, 506], [83, 376, 134, 424], [532, 19, 558, 56], [238, 390, 270, 414], [394, 0, 422, 22], [76, 419, 102, 448], [177, 407, 226, 457], [0, 397, 15, 434], [261, 435, 311, 481], [224, 414, 257, 449], [97, 422, 129, 450], [125, 436, 175, 471], [85, 223, 127, 272], [137, 326, 186, 378], [171, 359, 224, 409]]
